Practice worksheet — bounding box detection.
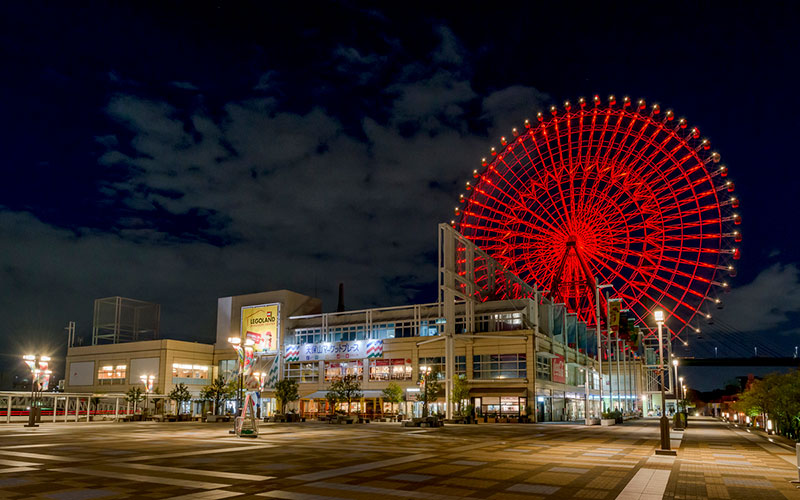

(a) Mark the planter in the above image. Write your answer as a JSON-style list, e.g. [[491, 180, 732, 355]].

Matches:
[[600, 419, 616, 426], [585, 418, 601, 426]]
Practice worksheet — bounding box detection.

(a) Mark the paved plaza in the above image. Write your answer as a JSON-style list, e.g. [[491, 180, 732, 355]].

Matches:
[[0, 417, 797, 499]]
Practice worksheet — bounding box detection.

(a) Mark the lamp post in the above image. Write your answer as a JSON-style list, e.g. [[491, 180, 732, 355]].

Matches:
[[140, 374, 154, 417], [672, 359, 680, 413], [654, 310, 673, 454], [595, 281, 614, 413], [228, 336, 255, 417], [419, 365, 432, 418], [253, 371, 266, 418], [23, 354, 50, 428]]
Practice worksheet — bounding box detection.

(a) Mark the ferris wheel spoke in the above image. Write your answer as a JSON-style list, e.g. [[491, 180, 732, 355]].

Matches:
[[495, 152, 572, 230], [590, 254, 690, 325], [467, 188, 560, 235], [592, 246, 712, 301]]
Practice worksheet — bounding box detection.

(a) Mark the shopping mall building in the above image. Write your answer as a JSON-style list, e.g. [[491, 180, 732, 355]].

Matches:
[[65, 225, 646, 421]]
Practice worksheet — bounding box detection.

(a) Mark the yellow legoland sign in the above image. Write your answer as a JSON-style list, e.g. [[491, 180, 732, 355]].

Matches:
[[241, 303, 280, 354]]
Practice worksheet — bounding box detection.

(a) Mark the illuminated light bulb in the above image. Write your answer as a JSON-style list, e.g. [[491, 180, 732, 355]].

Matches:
[[450, 219, 455, 224], [706, 314, 711, 319], [715, 298, 720, 303], [695, 328, 701, 333], [524, 118, 531, 128], [594, 95, 600, 101], [722, 282, 729, 287], [511, 127, 518, 136], [490, 147, 497, 156], [537, 112, 544, 122], [564, 100, 571, 110], [550, 105, 557, 115], [481, 157, 487, 166], [500, 136, 507, 145]]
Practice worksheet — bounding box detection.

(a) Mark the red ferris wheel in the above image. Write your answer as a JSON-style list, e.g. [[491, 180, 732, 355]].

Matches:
[[456, 95, 740, 338]]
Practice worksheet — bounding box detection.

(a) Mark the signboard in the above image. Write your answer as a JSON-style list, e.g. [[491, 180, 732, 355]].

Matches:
[[286, 340, 384, 362], [551, 354, 566, 384], [241, 303, 280, 354]]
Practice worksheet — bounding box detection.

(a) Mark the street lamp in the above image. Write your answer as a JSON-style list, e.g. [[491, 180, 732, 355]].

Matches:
[[228, 336, 255, 417], [23, 354, 51, 428], [672, 359, 680, 412], [419, 365, 432, 418], [654, 310, 673, 454], [140, 374, 154, 417]]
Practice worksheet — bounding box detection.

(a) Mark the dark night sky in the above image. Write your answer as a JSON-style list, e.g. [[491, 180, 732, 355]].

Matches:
[[1, 3, 799, 390]]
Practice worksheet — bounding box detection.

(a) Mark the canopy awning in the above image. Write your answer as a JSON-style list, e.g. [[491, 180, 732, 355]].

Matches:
[[301, 390, 386, 399], [469, 388, 527, 398]]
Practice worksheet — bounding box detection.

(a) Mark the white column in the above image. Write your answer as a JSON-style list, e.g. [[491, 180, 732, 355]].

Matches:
[[86, 397, 91, 422], [75, 398, 80, 422], [6, 396, 11, 424], [53, 396, 57, 423], [115, 397, 120, 421], [64, 396, 70, 422]]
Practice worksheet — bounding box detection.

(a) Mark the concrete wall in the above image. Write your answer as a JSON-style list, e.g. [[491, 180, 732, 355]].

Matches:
[[65, 339, 214, 396]]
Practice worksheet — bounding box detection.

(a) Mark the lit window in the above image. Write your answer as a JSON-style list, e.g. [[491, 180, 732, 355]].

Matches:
[[172, 363, 209, 379], [98, 364, 127, 384]]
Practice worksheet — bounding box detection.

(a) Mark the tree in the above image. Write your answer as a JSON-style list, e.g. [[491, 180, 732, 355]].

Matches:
[[733, 370, 800, 439], [200, 376, 233, 415], [275, 379, 299, 413], [382, 382, 404, 415], [417, 368, 442, 418], [329, 374, 362, 414], [325, 390, 339, 415], [168, 383, 192, 416], [125, 387, 143, 414], [450, 374, 470, 416]]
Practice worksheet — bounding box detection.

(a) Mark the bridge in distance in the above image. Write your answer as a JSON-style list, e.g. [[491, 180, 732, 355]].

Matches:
[[676, 357, 800, 367]]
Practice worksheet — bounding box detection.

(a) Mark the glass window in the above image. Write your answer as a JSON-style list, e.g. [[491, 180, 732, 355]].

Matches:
[[285, 362, 319, 383], [418, 356, 466, 379], [172, 364, 209, 380], [369, 359, 412, 381], [536, 355, 551, 381], [473, 354, 526, 379], [219, 359, 236, 382], [324, 360, 363, 381], [98, 364, 126, 385], [292, 328, 322, 345]]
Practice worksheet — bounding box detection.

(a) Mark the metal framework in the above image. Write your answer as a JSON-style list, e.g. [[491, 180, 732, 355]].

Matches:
[[456, 96, 740, 337], [437, 223, 540, 419], [92, 296, 160, 345]]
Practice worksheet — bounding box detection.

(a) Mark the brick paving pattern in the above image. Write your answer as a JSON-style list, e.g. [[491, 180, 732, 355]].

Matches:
[[0, 417, 796, 499]]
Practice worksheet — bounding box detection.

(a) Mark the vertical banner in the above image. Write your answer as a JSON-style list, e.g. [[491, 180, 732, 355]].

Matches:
[[551, 354, 566, 383], [566, 313, 577, 348], [552, 305, 565, 343], [241, 303, 280, 354], [266, 355, 280, 389], [608, 299, 621, 334]]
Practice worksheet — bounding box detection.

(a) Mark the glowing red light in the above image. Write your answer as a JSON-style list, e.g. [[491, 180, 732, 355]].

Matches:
[[458, 100, 739, 338]]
